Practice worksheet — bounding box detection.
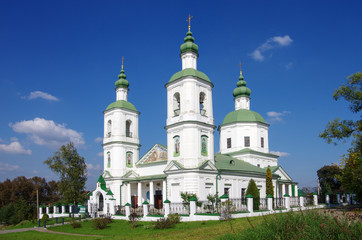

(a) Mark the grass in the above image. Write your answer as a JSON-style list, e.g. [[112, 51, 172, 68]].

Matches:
[[0, 216, 264, 240], [0, 217, 75, 230]]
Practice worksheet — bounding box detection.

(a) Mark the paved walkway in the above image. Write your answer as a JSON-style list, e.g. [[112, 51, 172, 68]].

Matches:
[[0, 225, 104, 237]]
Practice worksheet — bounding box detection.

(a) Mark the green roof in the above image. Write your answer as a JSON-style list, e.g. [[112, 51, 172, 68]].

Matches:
[[97, 175, 108, 191], [214, 153, 266, 175], [122, 174, 167, 182], [233, 73, 251, 98], [221, 109, 266, 126], [105, 100, 138, 112], [168, 68, 211, 84], [229, 148, 279, 158], [115, 69, 129, 89]]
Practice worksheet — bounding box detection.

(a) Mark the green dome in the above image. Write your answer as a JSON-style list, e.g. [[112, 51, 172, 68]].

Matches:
[[105, 100, 138, 112], [168, 68, 211, 83], [222, 109, 266, 125], [180, 30, 199, 55], [115, 69, 129, 89], [233, 73, 251, 98]]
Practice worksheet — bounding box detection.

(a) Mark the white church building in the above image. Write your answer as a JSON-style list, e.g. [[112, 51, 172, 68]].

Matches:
[[88, 26, 298, 215]]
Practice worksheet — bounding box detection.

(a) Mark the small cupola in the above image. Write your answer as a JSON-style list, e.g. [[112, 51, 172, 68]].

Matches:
[[180, 30, 199, 56], [233, 72, 251, 98], [115, 69, 129, 89]]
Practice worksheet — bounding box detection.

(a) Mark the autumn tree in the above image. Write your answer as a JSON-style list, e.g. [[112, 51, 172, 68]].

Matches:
[[319, 72, 361, 201], [45, 142, 87, 204]]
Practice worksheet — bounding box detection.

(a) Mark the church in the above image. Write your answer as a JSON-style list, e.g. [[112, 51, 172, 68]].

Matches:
[[88, 22, 298, 215]]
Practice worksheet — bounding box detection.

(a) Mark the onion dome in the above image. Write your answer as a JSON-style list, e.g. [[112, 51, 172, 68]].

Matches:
[[115, 69, 129, 89], [233, 73, 251, 98], [180, 30, 199, 55]]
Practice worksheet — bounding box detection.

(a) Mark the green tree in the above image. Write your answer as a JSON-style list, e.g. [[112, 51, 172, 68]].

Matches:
[[246, 179, 260, 210], [265, 167, 274, 197], [317, 165, 342, 195], [44, 142, 87, 204], [319, 72, 362, 201]]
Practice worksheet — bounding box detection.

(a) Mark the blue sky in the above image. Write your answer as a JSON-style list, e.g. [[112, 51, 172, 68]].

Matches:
[[1, 0, 361, 190]]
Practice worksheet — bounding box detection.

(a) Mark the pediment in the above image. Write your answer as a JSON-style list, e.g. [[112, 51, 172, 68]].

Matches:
[[199, 160, 218, 171], [164, 160, 184, 171], [137, 144, 168, 165], [122, 170, 139, 179], [274, 166, 292, 181]]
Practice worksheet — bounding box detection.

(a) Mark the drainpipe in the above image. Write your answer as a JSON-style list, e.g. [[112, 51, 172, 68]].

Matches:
[[216, 170, 221, 197], [120, 182, 125, 205]]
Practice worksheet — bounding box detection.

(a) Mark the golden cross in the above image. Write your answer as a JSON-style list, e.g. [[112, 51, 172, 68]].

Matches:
[[186, 14, 193, 31], [121, 56, 124, 70], [239, 62, 243, 74]]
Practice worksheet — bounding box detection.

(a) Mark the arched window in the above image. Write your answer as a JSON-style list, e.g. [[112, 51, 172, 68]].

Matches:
[[107, 152, 111, 168], [200, 92, 206, 116], [126, 151, 133, 168], [173, 136, 180, 157], [126, 120, 132, 137], [201, 135, 208, 156], [107, 120, 112, 138], [173, 93, 180, 116]]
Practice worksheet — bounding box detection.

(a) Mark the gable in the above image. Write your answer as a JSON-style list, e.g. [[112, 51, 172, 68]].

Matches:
[[164, 160, 184, 171], [273, 166, 292, 181], [198, 160, 218, 171], [122, 170, 139, 179], [137, 144, 167, 165]]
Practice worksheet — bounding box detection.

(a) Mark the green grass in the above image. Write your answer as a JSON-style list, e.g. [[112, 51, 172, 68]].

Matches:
[[0, 216, 264, 240], [1, 217, 77, 230], [0, 231, 101, 240]]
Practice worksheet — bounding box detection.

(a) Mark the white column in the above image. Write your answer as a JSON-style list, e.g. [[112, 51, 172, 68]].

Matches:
[[288, 185, 292, 196], [162, 180, 167, 202], [137, 182, 142, 207], [300, 196, 304, 208], [190, 199, 196, 216], [313, 194, 318, 206], [164, 201, 170, 218], [282, 184, 286, 196], [285, 195, 290, 209], [247, 197, 253, 213], [295, 185, 298, 197], [143, 202, 149, 217], [267, 197, 273, 211], [127, 183, 131, 204], [150, 181, 154, 206]]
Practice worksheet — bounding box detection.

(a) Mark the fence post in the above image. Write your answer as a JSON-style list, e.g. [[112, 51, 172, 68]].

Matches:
[[142, 201, 149, 217], [39, 205, 43, 219], [284, 194, 290, 209], [246, 194, 253, 213], [313, 192, 318, 206], [266, 195, 273, 211], [189, 197, 197, 216], [164, 199, 170, 218], [336, 193, 341, 205], [61, 204, 66, 214], [46, 205, 50, 215], [325, 194, 330, 206], [346, 192, 351, 205], [125, 203, 131, 218], [299, 195, 304, 208]]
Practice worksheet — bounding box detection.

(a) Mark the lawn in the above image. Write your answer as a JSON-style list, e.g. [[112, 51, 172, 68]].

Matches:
[[0, 216, 263, 240]]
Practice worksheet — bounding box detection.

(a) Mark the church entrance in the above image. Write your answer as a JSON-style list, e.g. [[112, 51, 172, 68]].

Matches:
[[131, 196, 138, 208], [154, 190, 163, 209], [98, 193, 104, 211]]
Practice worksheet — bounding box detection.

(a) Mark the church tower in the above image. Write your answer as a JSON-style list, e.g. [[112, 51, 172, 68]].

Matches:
[[165, 25, 215, 169], [102, 61, 140, 203], [219, 69, 278, 167]]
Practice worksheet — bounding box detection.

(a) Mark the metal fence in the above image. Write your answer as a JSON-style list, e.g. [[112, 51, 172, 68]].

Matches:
[[169, 202, 190, 215], [274, 197, 285, 209], [115, 205, 126, 215], [229, 198, 248, 212], [304, 196, 314, 206], [149, 205, 165, 215], [259, 198, 268, 210], [196, 201, 219, 214], [318, 195, 326, 204], [290, 196, 299, 207], [131, 206, 143, 215]]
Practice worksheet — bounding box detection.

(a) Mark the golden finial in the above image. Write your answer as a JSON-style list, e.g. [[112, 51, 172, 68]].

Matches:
[[186, 14, 193, 31], [121, 56, 124, 70], [239, 62, 243, 74]]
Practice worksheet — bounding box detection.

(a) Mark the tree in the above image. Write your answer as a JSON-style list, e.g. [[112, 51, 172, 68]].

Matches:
[[44, 142, 87, 204], [319, 72, 362, 201], [265, 167, 274, 197], [246, 179, 260, 210], [317, 165, 342, 195]]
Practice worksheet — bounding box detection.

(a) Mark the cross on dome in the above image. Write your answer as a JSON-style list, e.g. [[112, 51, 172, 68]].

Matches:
[[186, 14, 193, 31]]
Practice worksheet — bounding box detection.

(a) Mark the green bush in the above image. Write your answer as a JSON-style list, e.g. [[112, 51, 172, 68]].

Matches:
[[246, 179, 260, 210], [128, 213, 140, 228], [70, 219, 81, 228], [93, 218, 109, 229], [153, 214, 181, 229], [167, 214, 181, 225], [41, 213, 49, 222]]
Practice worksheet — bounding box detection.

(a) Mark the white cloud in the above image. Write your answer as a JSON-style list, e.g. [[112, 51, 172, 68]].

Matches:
[[22, 91, 59, 101], [10, 118, 85, 148], [270, 151, 291, 157], [94, 137, 103, 143], [97, 152, 104, 157], [86, 163, 102, 171], [0, 141, 32, 155], [0, 162, 20, 171], [250, 35, 293, 62], [266, 111, 290, 123], [33, 170, 39, 174]]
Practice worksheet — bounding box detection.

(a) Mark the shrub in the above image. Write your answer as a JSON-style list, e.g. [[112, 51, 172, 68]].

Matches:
[[103, 215, 112, 224], [167, 214, 181, 225], [153, 214, 181, 229], [70, 219, 81, 228], [93, 218, 109, 230], [41, 213, 49, 222], [128, 213, 140, 228], [246, 179, 260, 210], [0, 203, 16, 225]]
